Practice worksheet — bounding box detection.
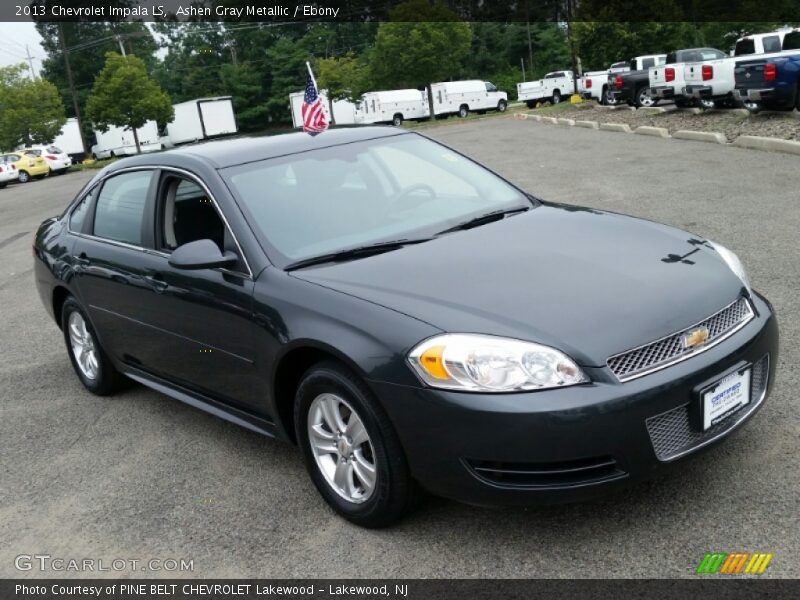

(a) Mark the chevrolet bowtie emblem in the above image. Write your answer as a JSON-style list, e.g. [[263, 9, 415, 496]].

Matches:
[[683, 327, 710, 349]]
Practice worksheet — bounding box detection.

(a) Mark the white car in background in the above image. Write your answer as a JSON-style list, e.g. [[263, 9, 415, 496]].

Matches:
[[24, 145, 72, 175], [0, 161, 19, 188]]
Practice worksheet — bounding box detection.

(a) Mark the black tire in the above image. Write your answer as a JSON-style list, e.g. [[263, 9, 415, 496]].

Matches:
[[0, 182, 6, 189], [17, 170, 29, 183], [294, 361, 418, 528], [696, 97, 715, 110], [795, 83, 800, 111], [674, 98, 692, 108], [551, 90, 561, 104], [392, 113, 403, 127], [497, 99, 507, 112], [525, 100, 535, 109], [635, 86, 656, 108], [743, 100, 761, 114], [458, 104, 469, 118], [91, 153, 98, 160], [61, 296, 125, 396]]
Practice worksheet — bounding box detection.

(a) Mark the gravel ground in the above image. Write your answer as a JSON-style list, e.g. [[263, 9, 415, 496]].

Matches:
[[542, 102, 800, 142]]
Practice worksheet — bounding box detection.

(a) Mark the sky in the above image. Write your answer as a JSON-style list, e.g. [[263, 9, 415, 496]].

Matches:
[[0, 21, 45, 73]]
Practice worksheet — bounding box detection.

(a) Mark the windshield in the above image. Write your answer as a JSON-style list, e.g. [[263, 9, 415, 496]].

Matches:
[[223, 134, 530, 266]]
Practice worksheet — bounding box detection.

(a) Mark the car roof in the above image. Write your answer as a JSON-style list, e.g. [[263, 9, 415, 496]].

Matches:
[[113, 126, 410, 171]]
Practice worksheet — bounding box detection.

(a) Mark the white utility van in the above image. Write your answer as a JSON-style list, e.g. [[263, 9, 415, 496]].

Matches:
[[517, 71, 576, 107], [289, 90, 360, 127], [357, 89, 429, 125], [428, 80, 507, 118], [91, 121, 161, 159]]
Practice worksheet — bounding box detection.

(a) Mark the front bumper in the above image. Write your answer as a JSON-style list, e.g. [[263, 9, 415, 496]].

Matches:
[[372, 293, 777, 506]]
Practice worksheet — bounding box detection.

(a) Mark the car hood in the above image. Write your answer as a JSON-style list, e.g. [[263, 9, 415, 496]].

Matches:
[[290, 205, 745, 366]]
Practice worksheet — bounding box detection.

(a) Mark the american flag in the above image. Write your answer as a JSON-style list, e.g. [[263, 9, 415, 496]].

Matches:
[[301, 71, 328, 134]]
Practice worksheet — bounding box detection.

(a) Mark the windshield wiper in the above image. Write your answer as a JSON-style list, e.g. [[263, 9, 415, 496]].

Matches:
[[284, 238, 432, 271], [434, 206, 531, 236]]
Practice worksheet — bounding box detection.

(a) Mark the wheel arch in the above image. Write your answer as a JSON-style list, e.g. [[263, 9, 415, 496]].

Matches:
[[52, 285, 71, 329]]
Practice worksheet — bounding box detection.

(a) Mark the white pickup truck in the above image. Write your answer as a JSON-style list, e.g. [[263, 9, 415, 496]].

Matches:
[[517, 71, 575, 107], [649, 48, 727, 107], [580, 62, 630, 105], [683, 30, 792, 107]]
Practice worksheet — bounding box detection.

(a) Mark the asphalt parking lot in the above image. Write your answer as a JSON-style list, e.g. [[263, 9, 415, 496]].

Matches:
[[2, 118, 798, 579]]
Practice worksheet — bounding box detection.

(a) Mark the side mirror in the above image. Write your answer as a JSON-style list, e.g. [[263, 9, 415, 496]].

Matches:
[[168, 239, 238, 270]]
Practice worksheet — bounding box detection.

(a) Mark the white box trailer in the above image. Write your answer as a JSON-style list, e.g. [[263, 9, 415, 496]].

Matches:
[[52, 118, 84, 159], [289, 90, 360, 127], [429, 80, 508, 118], [91, 121, 161, 159], [163, 97, 238, 147], [357, 89, 429, 125]]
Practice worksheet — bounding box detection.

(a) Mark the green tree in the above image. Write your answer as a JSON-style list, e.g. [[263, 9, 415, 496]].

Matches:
[[315, 52, 370, 104], [0, 65, 66, 151], [369, 1, 472, 89], [86, 52, 173, 153]]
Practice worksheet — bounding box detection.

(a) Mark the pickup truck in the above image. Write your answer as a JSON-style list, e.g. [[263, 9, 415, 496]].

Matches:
[[649, 48, 727, 108], [517, 71, 575, 107], [580, 61, 630, 105], [683, 29, 793, 107], [608, 54, 667, 107], [733, 30, 800, 111]]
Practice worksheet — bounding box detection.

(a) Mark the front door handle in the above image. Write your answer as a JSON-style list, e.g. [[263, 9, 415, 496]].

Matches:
[[73, 252, 90, 267], [144, 274, 168, 293]]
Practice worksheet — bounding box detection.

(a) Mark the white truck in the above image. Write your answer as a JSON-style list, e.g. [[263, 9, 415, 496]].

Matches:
[[51, 118, 85, 160], [649, 48, 727, 108], [289, 90, 360, 127], [91, 121, 161, 159], [357, 89, 429, 126], [428, 80, 507, 118], [580, 62, 630, 105], [517, 71, 575, 107], [161, 97, 237, 147], [683, 30, 793, 107]]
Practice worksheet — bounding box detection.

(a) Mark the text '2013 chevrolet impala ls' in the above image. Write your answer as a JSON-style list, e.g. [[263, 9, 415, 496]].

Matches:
[[34, 127, 778, 527]]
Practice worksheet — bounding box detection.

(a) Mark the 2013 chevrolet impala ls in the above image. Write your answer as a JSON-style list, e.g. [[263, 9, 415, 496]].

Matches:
[[34, 127, 778, 527]]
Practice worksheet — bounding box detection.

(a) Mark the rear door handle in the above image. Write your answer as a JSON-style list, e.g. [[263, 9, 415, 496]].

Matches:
[[73, 253, 90, 267], [144, 274, 168, 293]]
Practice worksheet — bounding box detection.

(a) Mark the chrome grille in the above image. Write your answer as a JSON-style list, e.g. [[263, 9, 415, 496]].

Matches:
[[608, 297, 754, 381], [646, 354, 769, 461]]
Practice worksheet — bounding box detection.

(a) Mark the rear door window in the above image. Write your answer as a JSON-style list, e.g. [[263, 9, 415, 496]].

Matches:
[[783, 32, 800, 50], [93, 171, 153, 246], [762, 35, 781, 53], [735, 38, 755, 56], [69, 190, 93, 233], [641, 58, 655, 69]]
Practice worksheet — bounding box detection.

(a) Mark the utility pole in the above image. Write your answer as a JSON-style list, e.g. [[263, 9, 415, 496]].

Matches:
[[116, 35, 126, 57], [525, 0, 533, 74], [58, 23, 87, 156], [25, 45, 37, 79], [520, 57, 526, 82]]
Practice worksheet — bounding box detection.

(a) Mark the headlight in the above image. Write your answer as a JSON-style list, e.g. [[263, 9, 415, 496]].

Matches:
[[708, 241, 751, 296], [408, 334, 589, 392]]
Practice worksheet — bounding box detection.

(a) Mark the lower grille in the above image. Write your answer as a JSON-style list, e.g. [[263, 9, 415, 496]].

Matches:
[[465, 456, 627, 489], [646, 354, 770, 462]]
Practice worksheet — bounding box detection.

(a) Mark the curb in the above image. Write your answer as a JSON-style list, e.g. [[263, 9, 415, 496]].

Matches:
[[635, 126, 670, 138], [599, 122, 632, 133], [575, 120, 599, 129], [637, 107, 667, 115], [540, 117, 558, 124], [673, 130, 726, 144], [732, 135, 800, 155], [557, 118, 575, 126]]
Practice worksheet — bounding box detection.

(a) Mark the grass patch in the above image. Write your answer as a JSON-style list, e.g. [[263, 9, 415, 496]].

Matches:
[[68, 158, 118, 172]]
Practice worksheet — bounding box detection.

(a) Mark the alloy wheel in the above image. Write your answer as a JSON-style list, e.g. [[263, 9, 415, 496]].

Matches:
[[638, 88, 656, 107], [307, 392, 377, 504], [68, 311, 99, 380]]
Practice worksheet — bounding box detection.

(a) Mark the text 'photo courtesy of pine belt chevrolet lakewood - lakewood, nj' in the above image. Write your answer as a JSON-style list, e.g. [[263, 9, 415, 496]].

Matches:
[[34, 123, 778, 527]]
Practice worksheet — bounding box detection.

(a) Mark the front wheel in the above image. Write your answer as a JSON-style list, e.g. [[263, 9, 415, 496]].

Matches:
[[295, 361, 418, 528], [17, 170, 29, 183], [61, 297, 125, 395], [497, 99, 507, 112]]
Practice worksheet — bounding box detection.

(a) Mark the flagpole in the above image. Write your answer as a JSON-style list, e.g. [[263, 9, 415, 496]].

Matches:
[[306, 61, 319, 91]]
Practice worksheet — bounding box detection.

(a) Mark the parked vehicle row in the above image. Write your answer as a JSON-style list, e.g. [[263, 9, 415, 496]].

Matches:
[[0, 146, 69, 186], [290, 80, 508, 128], [518, 71, 576, 107]]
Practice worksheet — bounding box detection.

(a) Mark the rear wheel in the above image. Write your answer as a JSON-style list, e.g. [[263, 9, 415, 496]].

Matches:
[[17, 170, 29, 183], [392, 113, 403, 127], [696, 97, 715, 110], [551, 90, 561, 104], [674, 98, 692, 108], [0, 182, 6, 189], [61, 297, 125, 396], [525, 100, 536, 109], [743, 99, 761, 113], [458, 104, 469, 118], [602, 87, 618, 106], [497, 99, 507, 112], [636, 87, 656, 108], [295, 361, 418, 528]]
